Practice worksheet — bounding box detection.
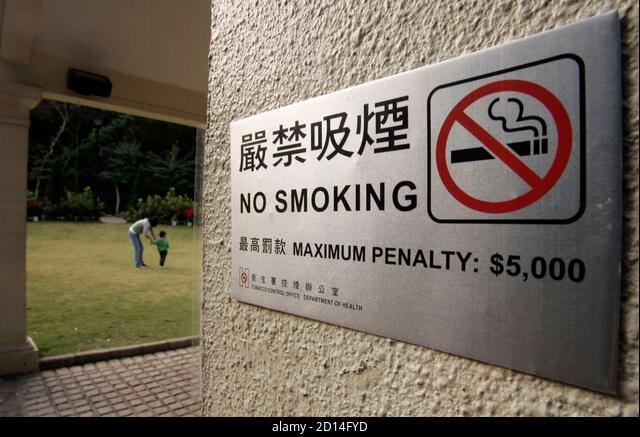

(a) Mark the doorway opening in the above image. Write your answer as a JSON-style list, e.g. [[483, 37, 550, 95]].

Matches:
[[27, 99, 202, 359]]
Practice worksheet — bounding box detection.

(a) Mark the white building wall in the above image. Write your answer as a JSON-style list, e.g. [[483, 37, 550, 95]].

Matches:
[[202, 0, 638, 416]]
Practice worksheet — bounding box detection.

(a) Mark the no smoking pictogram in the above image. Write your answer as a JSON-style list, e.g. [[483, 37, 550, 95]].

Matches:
[[239, 267, 249, 288], [427, 55, 585, 224], [437, 79, 571, 213]]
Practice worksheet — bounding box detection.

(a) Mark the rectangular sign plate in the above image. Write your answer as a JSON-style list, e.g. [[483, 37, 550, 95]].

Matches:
[[230, 12, 622, 393]]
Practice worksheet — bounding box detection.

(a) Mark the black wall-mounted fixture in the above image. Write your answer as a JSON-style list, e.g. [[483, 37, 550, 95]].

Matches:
[[66, 68, 112, 98]]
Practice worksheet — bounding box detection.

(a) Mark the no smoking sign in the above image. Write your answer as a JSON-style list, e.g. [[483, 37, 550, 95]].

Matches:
[[427, 55, 585, 224], [231, 13, 622, 393]]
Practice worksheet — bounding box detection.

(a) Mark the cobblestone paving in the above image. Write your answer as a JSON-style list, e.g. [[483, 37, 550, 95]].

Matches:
[[0, 347, 200, 417]]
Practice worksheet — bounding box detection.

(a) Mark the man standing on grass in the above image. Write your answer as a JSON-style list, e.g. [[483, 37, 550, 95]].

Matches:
[[128, 217, 158, 269]]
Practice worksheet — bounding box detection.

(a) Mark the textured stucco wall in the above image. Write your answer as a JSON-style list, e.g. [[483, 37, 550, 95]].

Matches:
[[202, 0, 639, 416]]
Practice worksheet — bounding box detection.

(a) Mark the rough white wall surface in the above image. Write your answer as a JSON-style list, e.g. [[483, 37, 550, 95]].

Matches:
[[203, 0, 638, 416]]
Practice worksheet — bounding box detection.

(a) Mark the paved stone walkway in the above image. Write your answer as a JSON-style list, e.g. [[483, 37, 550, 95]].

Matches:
[[0, 347, 200, 417]]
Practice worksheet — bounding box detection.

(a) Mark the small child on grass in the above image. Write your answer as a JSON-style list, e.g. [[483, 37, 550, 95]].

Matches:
[[152, 230, 170, 268]]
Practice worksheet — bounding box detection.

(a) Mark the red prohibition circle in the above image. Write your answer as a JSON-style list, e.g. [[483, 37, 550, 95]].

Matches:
[[436, 79, 572, 214]]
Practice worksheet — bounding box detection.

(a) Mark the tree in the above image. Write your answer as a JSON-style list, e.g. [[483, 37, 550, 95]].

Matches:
[[146, 144, 195, 194], [28, 100, 197, 213], [45, 156, 66, 206], [128, 164, 146, 210], [30, 101, 118, 198], [31, 102, 68, 198], [99, 141, 142, 215]]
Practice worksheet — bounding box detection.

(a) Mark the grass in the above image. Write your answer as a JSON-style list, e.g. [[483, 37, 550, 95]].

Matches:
[[27, 222, 200, 357]]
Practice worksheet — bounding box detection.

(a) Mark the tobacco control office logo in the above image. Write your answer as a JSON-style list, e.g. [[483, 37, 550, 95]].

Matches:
[[239, 267, 249, 288]]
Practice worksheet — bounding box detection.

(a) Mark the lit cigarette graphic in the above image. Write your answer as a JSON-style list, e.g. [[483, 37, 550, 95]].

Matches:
[[451, 97, 548, 164], [451, 138, 548, 163]]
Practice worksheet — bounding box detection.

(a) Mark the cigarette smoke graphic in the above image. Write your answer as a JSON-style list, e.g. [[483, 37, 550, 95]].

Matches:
[[488, 97, 547, 138]]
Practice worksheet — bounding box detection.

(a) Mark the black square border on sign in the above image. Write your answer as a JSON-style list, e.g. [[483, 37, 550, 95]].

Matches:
[[426, 54, 586, 225]]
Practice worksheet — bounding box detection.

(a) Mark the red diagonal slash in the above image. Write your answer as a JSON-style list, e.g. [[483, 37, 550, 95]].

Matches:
[[455, 111, 543, 188]]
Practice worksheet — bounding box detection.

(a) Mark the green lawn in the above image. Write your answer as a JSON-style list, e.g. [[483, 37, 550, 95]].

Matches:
[[27, 222, 200, 357]]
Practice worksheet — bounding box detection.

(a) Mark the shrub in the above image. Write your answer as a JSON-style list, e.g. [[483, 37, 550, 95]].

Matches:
[[123, 188, 194, 224], [27, 191, 44, 218], [58, 187, 105, 221], [122, 194, 169, 223], [43, 201, 62, 219], [165, 188, 195, 224]]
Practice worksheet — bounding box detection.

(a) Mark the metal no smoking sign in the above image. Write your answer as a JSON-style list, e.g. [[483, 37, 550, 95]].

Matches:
[[428, 55, 585, 223], [231, 13, 622, 393]]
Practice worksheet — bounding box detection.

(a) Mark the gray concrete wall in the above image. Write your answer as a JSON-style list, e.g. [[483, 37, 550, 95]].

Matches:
[[202, 0, 638, 416]]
